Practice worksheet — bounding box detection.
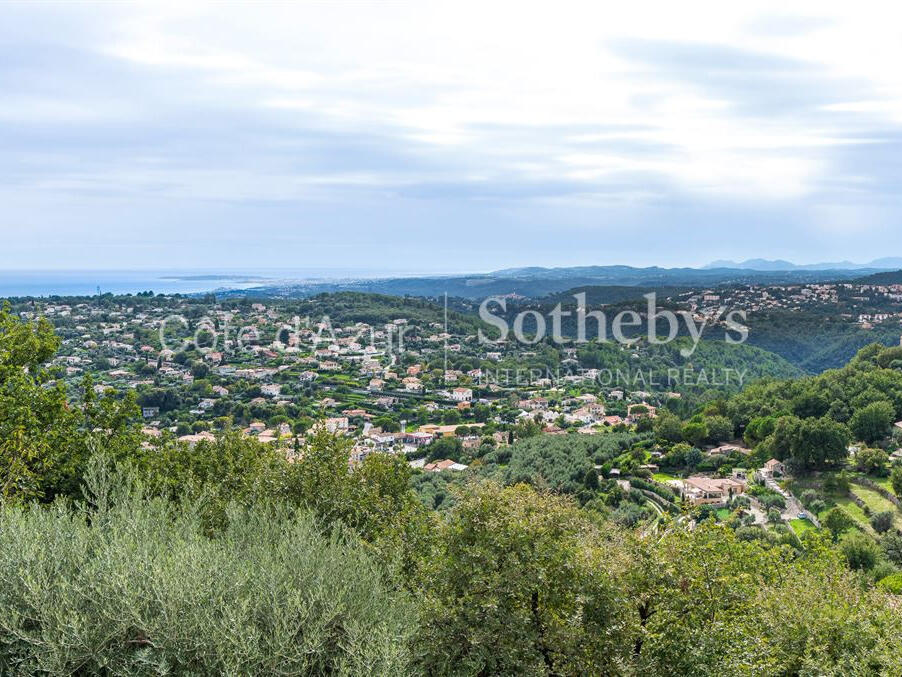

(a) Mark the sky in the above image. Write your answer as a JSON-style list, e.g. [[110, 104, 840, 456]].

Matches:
[[2, 1, 902, 272]]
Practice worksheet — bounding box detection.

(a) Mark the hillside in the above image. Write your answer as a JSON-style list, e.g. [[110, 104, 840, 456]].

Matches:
[[214, 265, 880, 301]]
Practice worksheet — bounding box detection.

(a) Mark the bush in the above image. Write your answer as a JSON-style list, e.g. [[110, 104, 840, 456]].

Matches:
[[840, 531, 881, 571], [877, 572, 902, 595], [0, 470, 414, 674], [882, 531, 902, 566], [872, 511, 895, 534], [629, 477, 676, 503]]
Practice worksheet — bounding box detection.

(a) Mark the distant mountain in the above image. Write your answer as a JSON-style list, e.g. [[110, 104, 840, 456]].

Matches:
[[704, 258, 902, 271]]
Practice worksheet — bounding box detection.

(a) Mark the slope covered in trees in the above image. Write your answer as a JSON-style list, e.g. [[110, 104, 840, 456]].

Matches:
[[3, 306, 902, 674]]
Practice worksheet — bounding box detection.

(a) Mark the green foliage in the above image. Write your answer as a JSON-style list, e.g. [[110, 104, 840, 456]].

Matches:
[[704, 415, 733, 443], [877, 572, 902, 595], [0, 464, 414, 675], [0, 305, 140, 502], [416, 483, 626, 675], [881, 531, 902, 566], [761, 415, 850, 472], [653, 410, 683, 443], [823, 507, 855, 539], [892, 464, 902, 498], [850, 400, 896, 444], [871, 510, 894, 534], [840, 531, 881, 570], [726, 345, 902, 456], [681, 420, 708, 447], [855, 447, 890, 476], [485, 432, 645, 494], [425, 435, 463, 462]]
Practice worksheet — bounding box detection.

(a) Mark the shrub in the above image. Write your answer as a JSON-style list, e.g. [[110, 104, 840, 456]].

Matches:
[[840, 532, 881, 571], [872, 511, 895, 534], [0, 471, 414, 674], [877, 572, 902, 595]]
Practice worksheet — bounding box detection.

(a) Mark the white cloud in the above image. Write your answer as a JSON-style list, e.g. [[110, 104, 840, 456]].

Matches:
[[2, 0, 902, 267]]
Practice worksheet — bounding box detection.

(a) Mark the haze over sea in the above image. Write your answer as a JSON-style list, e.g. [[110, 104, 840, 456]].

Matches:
[[0, 269, 426, 298]]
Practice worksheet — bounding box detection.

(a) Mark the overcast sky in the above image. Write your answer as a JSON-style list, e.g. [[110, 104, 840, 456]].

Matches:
[[2, 1, 902, 271]]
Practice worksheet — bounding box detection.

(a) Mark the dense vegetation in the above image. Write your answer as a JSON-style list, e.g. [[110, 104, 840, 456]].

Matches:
[[4, 306, 902, 674]]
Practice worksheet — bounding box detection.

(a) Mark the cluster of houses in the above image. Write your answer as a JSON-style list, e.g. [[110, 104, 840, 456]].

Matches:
[[675, 282, 902, 327], [18, 296, 680, 474]]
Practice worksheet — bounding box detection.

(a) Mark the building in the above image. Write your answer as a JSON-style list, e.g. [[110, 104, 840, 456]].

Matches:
[[324, 417, 349, 433], [681, 476, 746, 507], [451, 387, 473, 402], [423, 459, 469, 472], [762, 458, 785, 476]]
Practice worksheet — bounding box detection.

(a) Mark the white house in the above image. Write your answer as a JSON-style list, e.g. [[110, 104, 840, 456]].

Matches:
[[451, 387, 473, 402]]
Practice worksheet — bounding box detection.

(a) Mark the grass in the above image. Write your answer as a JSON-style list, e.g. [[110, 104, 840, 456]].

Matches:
[[820, 498, 871, 533], [715, 508, 732, 521], [653, 472, 680, 484], [850, 483, 902, 529], [870, 476, 898, 498], [851, 484, 896, 512], [790, 518, 815, 536]]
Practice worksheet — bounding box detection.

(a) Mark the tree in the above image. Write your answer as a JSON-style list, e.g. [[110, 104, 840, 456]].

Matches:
[[654, 411, 683, 443], [823, 507, 854, 540], [416, 483, 627, 675], [0, 305, 139, 503], [787, 417, 850, 471], [839, 532, 880, 570], [744, 416, 776, 448], [855, 447, 889, 476], [682, 421, 708, 447], [882, 530, 902, 566], [891, 464, 902, 498], [705, 415, 734, 444], [685, 447, 703, 470], [850, 401, 895, 444], [426, 435, 464, 462], [791, 390, 829, 418], [0, 468, 415, 674]]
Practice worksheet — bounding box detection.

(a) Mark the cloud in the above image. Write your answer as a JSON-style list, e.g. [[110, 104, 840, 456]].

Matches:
[[1, 1, 902, 269]]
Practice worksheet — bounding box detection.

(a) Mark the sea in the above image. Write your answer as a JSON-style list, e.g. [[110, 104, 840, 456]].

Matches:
[[0, 268, 433, 299]]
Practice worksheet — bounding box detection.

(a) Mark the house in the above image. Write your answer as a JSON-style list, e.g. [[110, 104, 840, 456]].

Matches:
[[762, 458, 785, 476], [404, 431, 434, 447], [418, 423, 485, 437], [681, 476, 746, 507], [403, 377, 423, 392], [177, 431, 216, 447], [627, 403, 657, 422], [709, 444, 750, 456], [423, 459, 469, 472], [451, 387, 473, 402], [141, 407, 160, 419], [324, 417, 349, 433]]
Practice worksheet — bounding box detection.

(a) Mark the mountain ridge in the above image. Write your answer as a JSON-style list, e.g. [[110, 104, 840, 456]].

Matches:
[[703, 257, 902, 271]]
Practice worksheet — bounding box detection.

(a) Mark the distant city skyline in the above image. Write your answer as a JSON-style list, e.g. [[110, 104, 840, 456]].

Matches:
[[2, 2, 902, 270]]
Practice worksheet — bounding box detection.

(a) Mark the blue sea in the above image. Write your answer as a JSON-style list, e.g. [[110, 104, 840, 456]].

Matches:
[[0, 268, 432, 298]]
